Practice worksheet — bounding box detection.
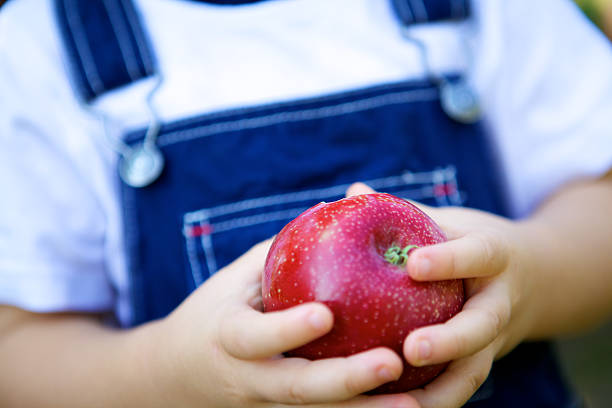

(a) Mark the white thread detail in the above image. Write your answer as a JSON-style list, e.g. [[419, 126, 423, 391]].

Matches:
[[158, 89, 439, 147], [445, 166, 463, 205], [131, 82, 424, 138], [211, 207, 310, 235], [200, 230, 218, 278], [118, 0, 155, 74], [63, 0, 106, 94], [184, 167, 454, 223], [432, 168, 450, 206], [410, 0, 429, 22], [182, 167, 461, 277], [185, 229, 205, 287], [101, 0, 142, 81], [395, 0, 414, 24]]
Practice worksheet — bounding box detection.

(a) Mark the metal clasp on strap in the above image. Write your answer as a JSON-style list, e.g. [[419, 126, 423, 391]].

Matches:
[[118, 75, 165, 188], [391, 0, 482, 124], [56, 0, 165, 187]]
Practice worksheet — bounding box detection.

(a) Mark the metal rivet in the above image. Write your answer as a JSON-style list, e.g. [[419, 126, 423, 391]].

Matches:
[[440, 80, 482, 124], [119, 144, 164, 188]]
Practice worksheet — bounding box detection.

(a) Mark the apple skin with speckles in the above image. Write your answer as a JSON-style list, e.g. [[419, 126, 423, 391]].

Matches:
[[262, 193, 465, 393]]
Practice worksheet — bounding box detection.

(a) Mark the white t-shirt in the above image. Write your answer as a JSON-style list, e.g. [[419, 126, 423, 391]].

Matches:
[[1, 0, 611, 325]]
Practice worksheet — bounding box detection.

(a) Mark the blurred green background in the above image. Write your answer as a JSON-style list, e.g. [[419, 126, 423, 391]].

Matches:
[[556, 322, 612, 408], [575, 0, 612, 39]]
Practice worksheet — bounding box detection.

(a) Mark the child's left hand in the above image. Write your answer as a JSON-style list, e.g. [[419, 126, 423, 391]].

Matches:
[[347, 183, 541, 408]]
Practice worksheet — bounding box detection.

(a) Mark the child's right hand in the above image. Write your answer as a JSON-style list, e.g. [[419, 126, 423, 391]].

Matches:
[[148, 240, 418, 408]]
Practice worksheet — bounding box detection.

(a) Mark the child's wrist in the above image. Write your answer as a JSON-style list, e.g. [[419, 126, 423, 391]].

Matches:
[[120, 319, 186, 407], [513, 219, 560, 340]]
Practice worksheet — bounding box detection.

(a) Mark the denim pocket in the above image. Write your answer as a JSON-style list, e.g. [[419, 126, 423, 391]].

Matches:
[[182, 166, 462, 287]]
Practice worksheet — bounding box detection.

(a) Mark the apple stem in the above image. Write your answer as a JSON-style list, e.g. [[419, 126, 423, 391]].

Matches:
[[384, 245, 419, 266]]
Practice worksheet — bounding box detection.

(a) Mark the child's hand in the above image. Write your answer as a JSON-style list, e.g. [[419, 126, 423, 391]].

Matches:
[[346, 183, 540, 408], [150, 239, 419, 408]]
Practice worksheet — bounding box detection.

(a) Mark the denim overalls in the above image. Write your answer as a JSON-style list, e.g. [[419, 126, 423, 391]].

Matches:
[[54, 0, 581, 406]]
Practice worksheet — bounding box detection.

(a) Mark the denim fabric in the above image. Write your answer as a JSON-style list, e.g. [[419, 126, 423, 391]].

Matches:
[[54, 0, 156, 101], [189, 0, 270, 4], [391, 0, 471, 26], [193, 0, 471, 23], [466, 342, 582, 408]]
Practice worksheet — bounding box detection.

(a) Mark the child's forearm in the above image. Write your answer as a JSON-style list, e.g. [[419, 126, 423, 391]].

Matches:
[[521, 170, 612, 339], [0, 306, 169, 408]]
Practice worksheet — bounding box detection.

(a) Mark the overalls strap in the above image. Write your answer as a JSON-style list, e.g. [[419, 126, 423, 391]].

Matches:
[[54, 0, 471, 102], [54, 0, 156, 102], [391, 0, 471, 26]]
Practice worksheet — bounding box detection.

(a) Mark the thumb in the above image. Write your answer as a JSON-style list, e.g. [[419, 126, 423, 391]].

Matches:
[[224, 238, 274, 283], [346, 182, 377, 197], [346, 182, 440, 221]]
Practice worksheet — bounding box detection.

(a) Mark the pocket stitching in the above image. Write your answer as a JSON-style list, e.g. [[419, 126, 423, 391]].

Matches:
[[183, 166, 461, 287], [159, 89, 439, 147]]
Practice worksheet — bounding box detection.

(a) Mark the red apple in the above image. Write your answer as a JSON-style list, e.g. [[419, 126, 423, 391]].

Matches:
[[262, 193, 465, 393]]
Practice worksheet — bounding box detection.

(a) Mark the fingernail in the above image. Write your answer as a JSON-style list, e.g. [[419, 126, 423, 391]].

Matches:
[[377, 366, 396, 382], [308, 312, 327, 330], [418, 339, 432, 362]]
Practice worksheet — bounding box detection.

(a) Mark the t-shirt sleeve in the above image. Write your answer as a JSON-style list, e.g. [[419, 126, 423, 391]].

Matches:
[[0, 0, 115, 313], [474, 0, 612, 218]]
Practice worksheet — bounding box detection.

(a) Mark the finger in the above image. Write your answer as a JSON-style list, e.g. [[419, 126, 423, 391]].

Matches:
[[406, 345, 494, 408], [270, 393, 420, 408], [407, 232, 509, 281], [225, 238, 274, 283], [220, 302, 333, 359], [245, 280, 264, 310], [345, 182, 440, 220], [404, 283, 511, 366], [346, 182, 376, 197], [248, 348, 404, 404]]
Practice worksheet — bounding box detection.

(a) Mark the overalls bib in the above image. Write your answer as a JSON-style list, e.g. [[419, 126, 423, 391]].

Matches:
[[54, 0, 581, 406]]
